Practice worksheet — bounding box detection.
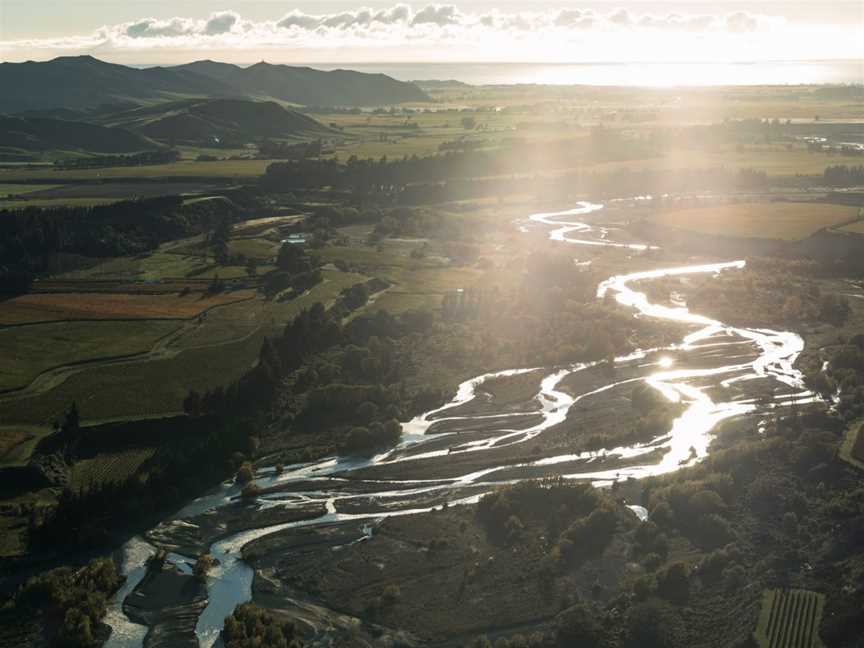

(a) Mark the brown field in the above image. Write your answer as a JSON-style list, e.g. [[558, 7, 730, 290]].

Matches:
[[0, 290, 255, 325], [649, 202, 859, 241]]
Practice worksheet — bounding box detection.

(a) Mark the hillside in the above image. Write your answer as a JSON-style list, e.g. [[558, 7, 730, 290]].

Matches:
[[99, 98, 336, 145], [0, 56, 430, 114], [0, 116, 160, 156], [175, 60, 431, 106], [0, 56, 231, 114]]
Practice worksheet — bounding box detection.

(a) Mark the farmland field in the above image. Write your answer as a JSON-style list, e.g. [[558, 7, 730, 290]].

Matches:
[[838, 219, 864, 235], [0, 183, 61, 196], [69, 447, 157, 491], [0, 320, 180, 391], [647, 202, 859, 240], [0, 159, 271, 182], [0, 290, 255, 324], [0, 197, 119, 210], [754, 589, 825, 648], [0, 425, 51, 467], [0, 270, 370, 425]]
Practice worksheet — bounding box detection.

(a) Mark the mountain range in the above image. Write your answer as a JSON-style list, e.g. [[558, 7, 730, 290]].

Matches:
[[0, 56, 430, 114]]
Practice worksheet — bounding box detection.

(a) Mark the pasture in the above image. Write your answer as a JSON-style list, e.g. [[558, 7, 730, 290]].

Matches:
[[838, 219, 864, 235], [0, 159, 271, 182], [0, 290, 255, 325], [754, 589, 825, 648], [0, 320, 180, 391], [647, 202, 858, 241]]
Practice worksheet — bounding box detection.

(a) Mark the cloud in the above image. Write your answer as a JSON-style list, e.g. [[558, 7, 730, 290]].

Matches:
[[411, 5, 461, 27], [726, 11, 760, 33], [205, 11, 240, 36], [0, 4, 790, 57]]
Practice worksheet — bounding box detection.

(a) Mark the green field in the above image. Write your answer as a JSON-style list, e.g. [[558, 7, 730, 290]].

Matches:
[[0, 159, 271, 182], [0, 183, 61, 196], [0, 197, 119, 210], [0, 269, 370, 425], [0, 320, 180, 391], [57, 249, 257, 282], [838, 219, 864, 235], [0, 425, 52, 468], [648, 202, 859, 240], [754, 589, 825, 648]]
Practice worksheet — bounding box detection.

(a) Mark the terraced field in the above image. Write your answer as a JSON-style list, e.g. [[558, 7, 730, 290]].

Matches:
[[754, 589, 825, 648]]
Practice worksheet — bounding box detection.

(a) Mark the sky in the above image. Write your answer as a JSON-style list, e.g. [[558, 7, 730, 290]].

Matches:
[[1, 1, 862, 65]]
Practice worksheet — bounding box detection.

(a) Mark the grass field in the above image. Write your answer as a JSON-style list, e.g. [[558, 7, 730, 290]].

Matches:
[[0, 270, 370, 425], [69, 447, 157, 491], [0, 197, 119, 210], [754, 589, 825, 648], [57, 250, 256, 282], [839, 419, 864, 470], [0, 320, 180, 391], [0, 290, 254, 325], [0, 159, 271, 182], [838, 220, 864, 235], [0, 183, 61, 196], [648, 202, 859, 240], [0, 425, 51, 467]]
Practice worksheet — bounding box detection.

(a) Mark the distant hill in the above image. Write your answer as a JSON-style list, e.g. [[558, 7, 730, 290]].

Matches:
[[0, 56, 430, 114], [100, 98, 337, 145], [175, 60, 431, 107], [0, 116, 159, 155]]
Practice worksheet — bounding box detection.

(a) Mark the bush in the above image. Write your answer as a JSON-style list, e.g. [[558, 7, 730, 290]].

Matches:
[[194, 553, 215, 580], [222, 603, 301, 648], [235, 462, 254, 485], [656, 562, 690, 604], [16, 558, 121, 647], [555, 602, 602, 647]]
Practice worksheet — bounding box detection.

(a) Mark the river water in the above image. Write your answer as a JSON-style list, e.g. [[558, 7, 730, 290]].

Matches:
[[105, 201, 817, 647]]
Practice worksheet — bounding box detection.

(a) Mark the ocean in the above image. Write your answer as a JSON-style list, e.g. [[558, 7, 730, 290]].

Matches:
[[305, 60, 863, 87]]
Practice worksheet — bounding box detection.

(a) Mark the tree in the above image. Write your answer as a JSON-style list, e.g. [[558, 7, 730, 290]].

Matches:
[[556, 602, 602, 647], [461, 116, 477, 130], [276, 243, 312, 274], [657, 562, 690, 603], [235, 462, 254, 485], [245, 257, 258, 277], [625, 600, 679, 648], [193, 553, 215, 580]]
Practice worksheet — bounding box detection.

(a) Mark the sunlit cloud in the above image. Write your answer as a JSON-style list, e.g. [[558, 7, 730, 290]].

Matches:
[[0, 4, 859, 63]]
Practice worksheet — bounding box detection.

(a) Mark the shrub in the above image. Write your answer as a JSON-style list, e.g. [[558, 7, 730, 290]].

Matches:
[[235, 462, 254, 485], [556, 602, 602, 647], [194, 553, 215, 580]]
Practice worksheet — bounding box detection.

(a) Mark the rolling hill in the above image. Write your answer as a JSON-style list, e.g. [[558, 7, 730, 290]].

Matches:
[[100, 98, 337, 145], [0, 56, 430, 114], [0, 116, 160, 155], [174, 60, 431, 107]]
